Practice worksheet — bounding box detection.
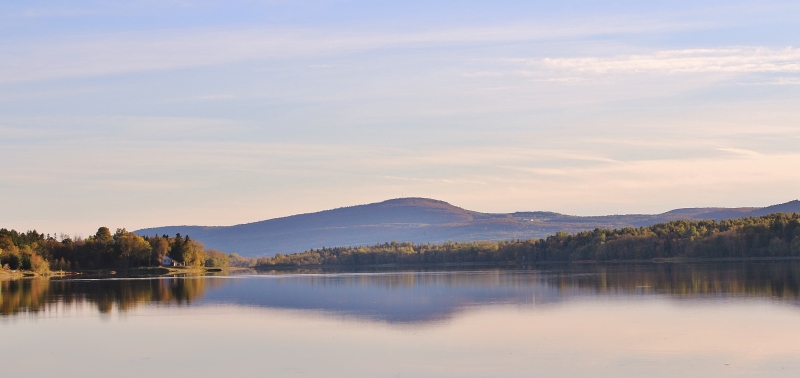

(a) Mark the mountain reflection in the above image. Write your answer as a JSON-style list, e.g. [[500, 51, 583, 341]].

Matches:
[[3, 262, 800, 321]]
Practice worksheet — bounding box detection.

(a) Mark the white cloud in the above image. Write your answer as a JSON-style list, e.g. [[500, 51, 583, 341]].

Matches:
[[526, 76, 586, 83], [0, 17, 704, 83], [540, 47, 800, 74], [773, 77, 800, 84], [463, 71, 504, 78], [717, 148, 763, 157], [742, 77, 800, 85]]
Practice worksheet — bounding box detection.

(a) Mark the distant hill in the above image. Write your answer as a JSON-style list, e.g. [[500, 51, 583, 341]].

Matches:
[[134, 198, 800, 257]]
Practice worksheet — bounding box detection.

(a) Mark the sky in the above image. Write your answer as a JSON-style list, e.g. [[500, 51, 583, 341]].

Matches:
[[2, 0, 800, 236]]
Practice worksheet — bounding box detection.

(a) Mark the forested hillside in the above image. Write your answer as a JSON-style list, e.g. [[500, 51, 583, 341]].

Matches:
[[136, 198, 800, 257], [254, 213, 800, 269]]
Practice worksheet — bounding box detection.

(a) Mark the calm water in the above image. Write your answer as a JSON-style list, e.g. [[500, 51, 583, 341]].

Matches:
[[3, 262, 800, 377]]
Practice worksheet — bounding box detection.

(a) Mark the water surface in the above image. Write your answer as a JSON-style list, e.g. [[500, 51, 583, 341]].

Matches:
[[3, 262, 800, 377]]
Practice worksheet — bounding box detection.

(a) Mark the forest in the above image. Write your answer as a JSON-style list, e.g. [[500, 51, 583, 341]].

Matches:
[[0, 227, 250, 274], [254, 213, 800, 269]]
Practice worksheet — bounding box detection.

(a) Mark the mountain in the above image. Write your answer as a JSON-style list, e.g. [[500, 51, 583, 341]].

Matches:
[[134, 198, 800, 257], [748, 200, 800, 217]]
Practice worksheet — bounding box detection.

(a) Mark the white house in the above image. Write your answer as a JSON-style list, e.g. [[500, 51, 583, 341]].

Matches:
[[162, 255, 177, 267]]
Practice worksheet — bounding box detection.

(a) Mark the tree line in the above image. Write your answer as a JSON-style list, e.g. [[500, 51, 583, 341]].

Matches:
[[254, 213, 800, 269], [0, 227, 250, 273]]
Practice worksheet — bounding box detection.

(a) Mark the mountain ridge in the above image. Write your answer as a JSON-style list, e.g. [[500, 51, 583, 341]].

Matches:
[[135, 198, 800, 257]]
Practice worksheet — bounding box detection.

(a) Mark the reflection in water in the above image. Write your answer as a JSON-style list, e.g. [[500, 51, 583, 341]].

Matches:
[[2, 261, 800, 320], [205, 262, 800, 323], [556, 262, 800, 299], [0, 277, 223, 316], [4, 262, 800, 378]]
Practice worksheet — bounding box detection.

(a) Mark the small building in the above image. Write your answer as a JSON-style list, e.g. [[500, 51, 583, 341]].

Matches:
[[162, 256, 177, 267]]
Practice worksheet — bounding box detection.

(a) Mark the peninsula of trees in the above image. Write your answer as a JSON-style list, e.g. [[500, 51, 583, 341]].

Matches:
[[0, 227, 249, 274], [254, 213, 800, 269]]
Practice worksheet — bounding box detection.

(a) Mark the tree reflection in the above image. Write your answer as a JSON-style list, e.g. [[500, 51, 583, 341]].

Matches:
[[548, 262, 800, 299], [3, 262, 800, 319], [260, 262, 800, 300], [0, 277, 224, 316]]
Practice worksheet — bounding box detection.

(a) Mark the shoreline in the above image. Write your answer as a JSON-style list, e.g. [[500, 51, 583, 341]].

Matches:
[[0, 266, 255, 281], [0, 270, 27, 280], [5, 256, 800, 279]]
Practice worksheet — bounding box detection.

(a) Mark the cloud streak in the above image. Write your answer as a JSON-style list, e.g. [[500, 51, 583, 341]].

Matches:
[[0, 18, 704, 83], [540, 47, 800, 74]]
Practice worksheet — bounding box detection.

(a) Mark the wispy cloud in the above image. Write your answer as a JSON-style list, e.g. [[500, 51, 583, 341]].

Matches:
[[717, 147, 763, 157], [741, 77, 800, 85], [462, 72, 504, 78], [540, 47, 800, 74], [379, 175, 487, 185], [0, 18, 704, 83]]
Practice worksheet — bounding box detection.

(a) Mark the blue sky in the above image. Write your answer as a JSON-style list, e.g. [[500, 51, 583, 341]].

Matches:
[[2, 0, 800, 235]]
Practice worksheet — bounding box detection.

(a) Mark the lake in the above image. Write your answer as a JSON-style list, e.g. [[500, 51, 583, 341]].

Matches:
[[3, 262, 800, 377]]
